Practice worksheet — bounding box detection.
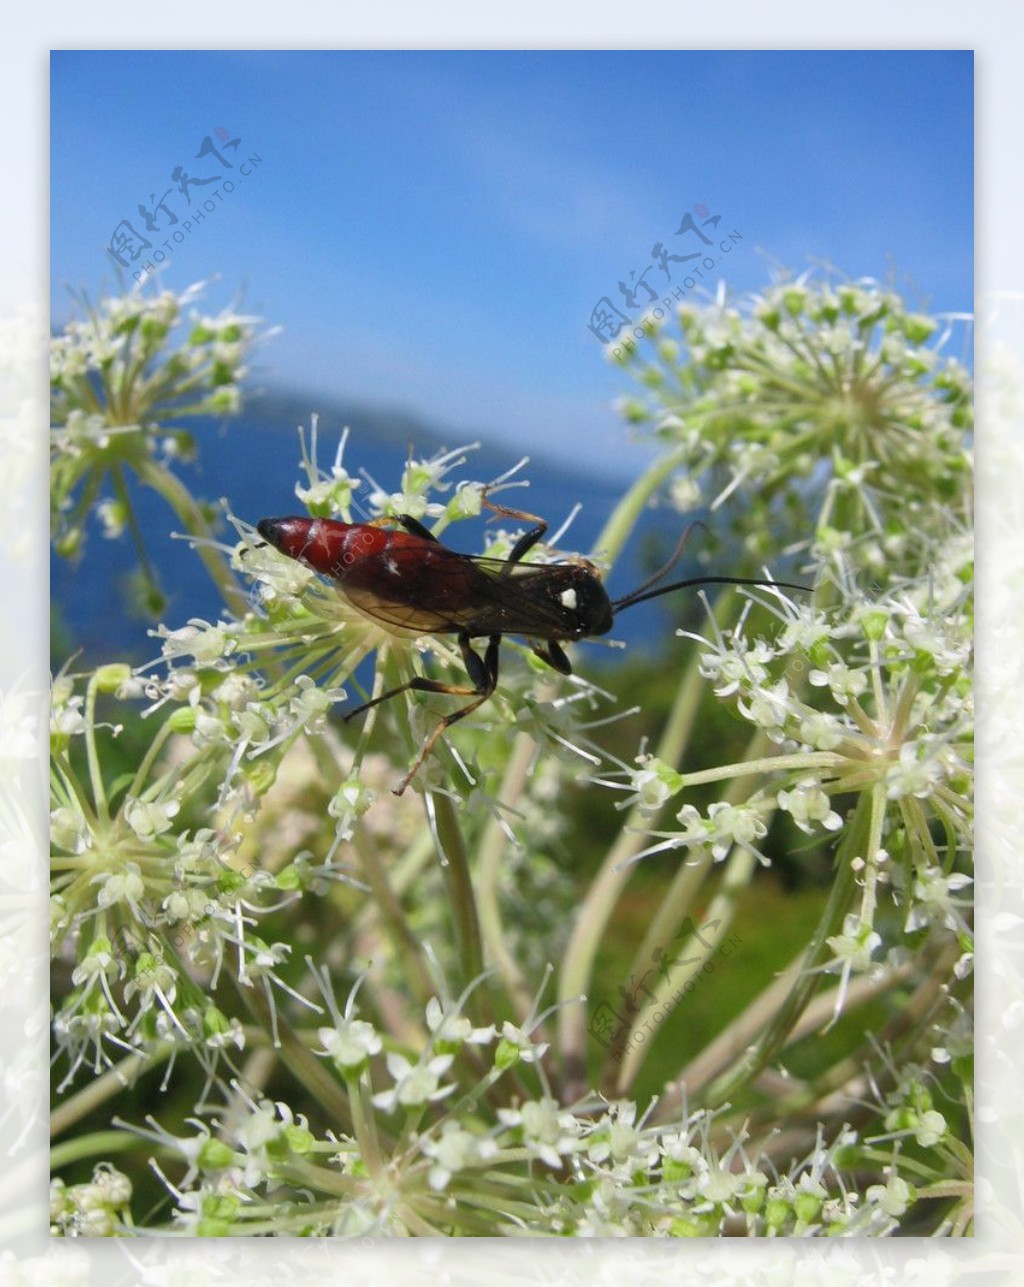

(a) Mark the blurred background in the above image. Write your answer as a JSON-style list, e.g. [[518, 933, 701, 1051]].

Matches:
[[50, 49, 973, 659]]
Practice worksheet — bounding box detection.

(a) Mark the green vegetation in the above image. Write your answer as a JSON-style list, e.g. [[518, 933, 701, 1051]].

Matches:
[[50, 276, 973, 1237]]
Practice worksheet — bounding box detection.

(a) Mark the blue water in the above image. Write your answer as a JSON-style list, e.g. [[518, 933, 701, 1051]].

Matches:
[[51, 395, 698, 669]]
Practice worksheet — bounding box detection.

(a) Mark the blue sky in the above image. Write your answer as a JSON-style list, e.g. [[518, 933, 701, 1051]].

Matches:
[[50, 49, 973, 477]]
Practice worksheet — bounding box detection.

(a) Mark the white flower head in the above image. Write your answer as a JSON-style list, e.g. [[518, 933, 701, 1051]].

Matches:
[[497, 1097, 581, 1169], [584, 1102, 658, 1174], [288, 674, 346, 732], [123, 797, 180, 841], [885, 738, 949, 800], [425, 996, 496, 1050], [905, 866, 973, 932], [826, 913, 882, 975], [93, 862, 146, 909], [496, 1019, 549, 1068], [798, 709, 844, 750], [625, 755, 683, 816], [371, 1052, 456, 1112], [705, 801, 769, 862], [777, 782, 843, 834], [866, 1171, 914, 1219], [738, 679, 793, 737], [809, 661, 868, 706], [156, 618, 236, 668], [421, 1121, 499, 1191], [318, 1018, 382, 1070], [699, 637, 774, 697]]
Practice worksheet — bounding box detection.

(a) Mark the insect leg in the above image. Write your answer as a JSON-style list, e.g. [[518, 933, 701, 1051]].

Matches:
[[395, 514, 439, 542], [531, 640, 573, 676], [343, 670, 483, 723], [392, 633, 502, 795], [480, 489, 549, 573]]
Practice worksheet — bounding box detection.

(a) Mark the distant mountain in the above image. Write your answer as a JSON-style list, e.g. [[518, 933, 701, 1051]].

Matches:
[[242, 386, 453, 455], [240, 385, 588, 491]]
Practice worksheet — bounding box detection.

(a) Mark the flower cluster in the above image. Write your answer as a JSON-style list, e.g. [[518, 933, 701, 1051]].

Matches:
[[103, 980, 938, 1238], [621, 555, 971, 892], [610, 274, 972, 573], [50, 1164, 133, 1237], [49, 275, 973, 1238], [50, 655, 324, 1087], [585, 276, 974, 1064], [51, 280, 260, 614]]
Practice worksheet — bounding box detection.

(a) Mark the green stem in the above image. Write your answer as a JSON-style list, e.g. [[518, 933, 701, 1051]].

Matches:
[[428, 792, 488, 1022], [353, 828, 433, 1007], [699, 790, 868, 1107], [233, 978, 357, 1135], [50, 1045, 174, 1137], [127, 714, 178, 801], [110, 463, 162, 606], [746, 939, 955, 1131], [134, 456, 248, 618], [83, 673, 111, 828], [345, 1070, 386, 1183], [677, 750, 844, 788], [591, 445, 689, 568], [476, 731, 543, 1021], [612, 728, 777, 1093], [556, 644, 706, 1096], [857, 782, 889, 926], [51, 1130, 139, 1171]]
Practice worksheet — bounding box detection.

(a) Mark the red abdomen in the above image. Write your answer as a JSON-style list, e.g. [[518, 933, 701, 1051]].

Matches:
[[257, 516, 482, 636], [256, 516, 417, 581]]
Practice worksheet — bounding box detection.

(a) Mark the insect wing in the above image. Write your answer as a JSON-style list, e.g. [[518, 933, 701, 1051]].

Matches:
[[451, 559, 595, 636], [339, 545, 588, 639], [333, 542, 477, 634]]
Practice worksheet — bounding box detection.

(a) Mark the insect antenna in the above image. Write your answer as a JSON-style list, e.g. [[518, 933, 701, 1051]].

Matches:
[[611, 520, 810, 616], [612, 572, 811, 615], [607, 520, 811, 614], [606, 521, 710, 609]]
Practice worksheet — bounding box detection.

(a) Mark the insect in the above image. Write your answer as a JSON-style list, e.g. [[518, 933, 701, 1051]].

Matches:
[[256, 493, 808, 795]]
